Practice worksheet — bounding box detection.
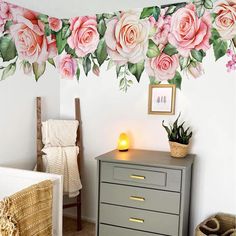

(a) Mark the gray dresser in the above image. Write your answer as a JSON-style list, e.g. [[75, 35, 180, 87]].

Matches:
[[96, 149, 194, 236]]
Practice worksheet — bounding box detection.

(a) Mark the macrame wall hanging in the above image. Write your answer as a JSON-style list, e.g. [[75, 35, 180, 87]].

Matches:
[[0, 0, 235, 91]]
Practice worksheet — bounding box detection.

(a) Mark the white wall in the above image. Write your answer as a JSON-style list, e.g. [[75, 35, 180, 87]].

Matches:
[[60, 48, 236, 234], [2, 0, 236, 234], [6, 0, 179, 18], [0, 66, 60, 169]]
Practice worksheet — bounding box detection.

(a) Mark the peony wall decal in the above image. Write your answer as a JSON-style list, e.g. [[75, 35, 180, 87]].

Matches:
[[0, 0, 235, 91]]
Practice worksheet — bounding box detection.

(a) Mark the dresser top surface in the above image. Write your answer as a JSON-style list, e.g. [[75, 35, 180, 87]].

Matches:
[[96, 149, 194, 169]]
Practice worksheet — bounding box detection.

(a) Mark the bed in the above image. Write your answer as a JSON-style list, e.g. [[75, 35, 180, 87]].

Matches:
[[0, 166, 63, 236]]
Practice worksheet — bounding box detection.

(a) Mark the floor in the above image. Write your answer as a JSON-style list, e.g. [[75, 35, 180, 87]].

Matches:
[[63, 217, 95, 236]]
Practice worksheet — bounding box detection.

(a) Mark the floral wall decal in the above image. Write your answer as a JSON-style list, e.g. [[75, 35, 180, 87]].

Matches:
[[0, 0, 235, 91]]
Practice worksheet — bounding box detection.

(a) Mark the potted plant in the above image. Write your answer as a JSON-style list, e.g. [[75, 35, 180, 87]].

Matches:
[[162, 113, 192, 158]]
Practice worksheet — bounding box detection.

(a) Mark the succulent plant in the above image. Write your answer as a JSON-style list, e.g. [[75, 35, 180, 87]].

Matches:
[[162, 113, 192, 145]]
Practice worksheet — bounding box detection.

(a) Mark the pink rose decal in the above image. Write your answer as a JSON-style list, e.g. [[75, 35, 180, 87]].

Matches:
[[10, 9, 55, 63], [214, 0, 236, 40], [47, 35, 57, 58], [48, 17, 62, 32], [22, 61, 32, 75], [92, 64, 100, 76], [226, 49, 236, 72], [105, 11, 150, 65], [187, 62, 204, 78], [146, 52, 179, 81], [168, 3, 211, 57], [150, 9, 171, 46], [56, 53, 77, 79], [0, 1, 13, 32], [0, 17, 4, 32], [68, 16, 99, 57], [0, 1, 13, 20]]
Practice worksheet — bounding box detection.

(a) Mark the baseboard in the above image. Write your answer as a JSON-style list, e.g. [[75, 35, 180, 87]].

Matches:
[[82, 216, 96, 224], [63, 212, 96, 224]]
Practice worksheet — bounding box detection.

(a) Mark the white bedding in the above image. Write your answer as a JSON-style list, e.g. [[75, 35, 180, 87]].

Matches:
[[0, 167, 63, 236]]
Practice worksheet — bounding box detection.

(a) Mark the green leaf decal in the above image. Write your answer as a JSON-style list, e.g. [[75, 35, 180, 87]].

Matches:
[[204, 0, 213, 9], [38, 14, 48, 23], [32, 62, 46, 81], [65, 44, 77, 58], [147, 39, 160, 58], [62, 19, 69, 25], [102, 13, 114, 19], [210, 28, 221, 44], [168, 71, 182, 89], [44, 23, 51, 36], [153, 7, 161, 21], [95, 38, 108, 66], [166, 5, 176, 15], [116, 65, 122, 78], [4, 20, 13, 31], [163, 43, 178, 56], [61, 25, 71, 39], [98, 19, 107, 37], [47, 58, 55, 67], [179, 56, 190, 70], [83, 56, 91, 76], [128, 60, 145, 82], [174, 2, 187, 11], [107, 59, 115, 70], [76, 67, 80, 81], [213, 39, 227, 61], [128, 80, 133, 85], [191, 49, 204, 62], [211, 13, 218, 23], [165, 3, 186, 16], [96, 14, 103, 22], [140, 7, 154, 19], [1, 63, 16, 81], [0, 35, 17, 62], [196, 5, 205, 18], [149, 76, 156, 85], [200, 49, 206, 57], [233, 37, 236, 48], [56, 30, 67, 54], [119, 77, 125, 87], [140, 6, 160, 20]]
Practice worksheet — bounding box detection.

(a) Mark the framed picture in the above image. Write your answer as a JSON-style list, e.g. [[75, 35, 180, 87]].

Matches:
[[148, 84, 176, 115]]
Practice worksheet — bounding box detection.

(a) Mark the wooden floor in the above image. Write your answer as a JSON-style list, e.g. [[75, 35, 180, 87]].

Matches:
[[63, 217, 95, 236]]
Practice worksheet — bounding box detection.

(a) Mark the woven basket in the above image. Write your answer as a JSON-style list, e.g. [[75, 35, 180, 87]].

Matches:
[[169, 141, 189, 158], [195, 213, 236, 236]]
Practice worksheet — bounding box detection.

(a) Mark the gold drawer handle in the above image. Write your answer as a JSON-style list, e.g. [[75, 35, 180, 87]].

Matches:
[[129, 217, 144, 224], [130, 174, 145, 180], [129, 196, 145, 202]]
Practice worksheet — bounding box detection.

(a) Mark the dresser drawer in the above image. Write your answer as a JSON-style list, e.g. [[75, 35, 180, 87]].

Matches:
[[100, 183, 180, 214], [100, 204, 179, 236], [99, 224, 163, 236], [101, 162, 182, 192]]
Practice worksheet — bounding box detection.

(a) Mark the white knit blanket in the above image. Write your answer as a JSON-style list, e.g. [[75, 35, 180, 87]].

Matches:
[[42, 120, 79, 147], [42, 146, 82, 197]]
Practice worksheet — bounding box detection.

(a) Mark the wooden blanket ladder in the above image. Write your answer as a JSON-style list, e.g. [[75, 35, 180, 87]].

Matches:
[[36, 97, 82, 231]]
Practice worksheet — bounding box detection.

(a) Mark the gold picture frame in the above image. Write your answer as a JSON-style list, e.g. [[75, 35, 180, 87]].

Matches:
[[148, 84, 176, 115]]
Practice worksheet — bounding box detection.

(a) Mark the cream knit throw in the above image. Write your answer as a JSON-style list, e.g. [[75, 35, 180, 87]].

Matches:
[[42, 120, 79, 147], [42, 146, 82, 197]]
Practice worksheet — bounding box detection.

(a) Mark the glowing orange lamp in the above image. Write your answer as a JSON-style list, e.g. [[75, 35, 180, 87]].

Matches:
[[117, 133, 129, 152]]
